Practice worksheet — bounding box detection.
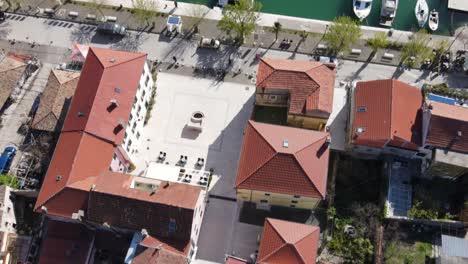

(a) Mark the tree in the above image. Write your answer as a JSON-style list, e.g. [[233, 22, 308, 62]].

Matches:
[[324, 16, 362, 56], [218, 0, 262, 43], [184, 2, 208, 34], [133, 0, 159, 27], [273, 21, 282, 41], [367, 31, 390, 52], [89, 0, 109, 17], [401, 29, 433, 68]]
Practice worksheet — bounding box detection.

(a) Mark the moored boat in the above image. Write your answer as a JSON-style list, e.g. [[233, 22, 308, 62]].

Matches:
[[415, 0, 429, 28], [379, 0, 399, 27], [428, 9, 439, 31], [353, 0, 373, 21]]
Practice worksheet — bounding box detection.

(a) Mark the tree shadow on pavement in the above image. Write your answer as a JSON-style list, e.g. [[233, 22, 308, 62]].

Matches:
[[69, 24, 95, 44], [111, 32, 148, 52], [0, 22, 12, 39]]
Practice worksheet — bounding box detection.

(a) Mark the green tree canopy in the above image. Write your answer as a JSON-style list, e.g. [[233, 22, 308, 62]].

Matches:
[[217, 0, 262, 43], [401, 29, 433, 67], [367, 31, 390, 51], [324, 16, 362, 56]]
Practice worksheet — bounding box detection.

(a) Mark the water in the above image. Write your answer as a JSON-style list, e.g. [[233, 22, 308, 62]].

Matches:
[[184, 0, 468, 35]]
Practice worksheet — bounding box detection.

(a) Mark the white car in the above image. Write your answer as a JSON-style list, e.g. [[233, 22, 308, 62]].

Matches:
[[318, 56, 339, 66], [199, 37, 220, 49]]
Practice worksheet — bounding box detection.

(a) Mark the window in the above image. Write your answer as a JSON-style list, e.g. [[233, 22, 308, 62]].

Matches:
[[113, 154, 117, 160], [124, 132, 128, 140], [260, 199, 268, 203], [357, 106, 367, 112], [128, 139, 132, 147], [114, 88, 122, 93], [264, 193, 270, 196], [137, 105, 142, 113], [136, 132, 140, 139], [168, 218, 176, 233], [145, 76, 150, 86], [132, 122, 137, 129], [119, 161, 122, 166], [134, 96, 137, 105], [293, 195, 301, 198], [138, 84, 141, 91], [129, 113, 133, 121], [142, 90, 146, 99], [290, 205, 296, 208], [145, 101, 149, 108], [291, 200, 298, 204]]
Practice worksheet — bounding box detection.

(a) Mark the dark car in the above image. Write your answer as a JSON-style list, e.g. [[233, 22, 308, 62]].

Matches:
[[97, 22, 126, 36], [0, 11, 5, 22], [0, 147, 16, 174]]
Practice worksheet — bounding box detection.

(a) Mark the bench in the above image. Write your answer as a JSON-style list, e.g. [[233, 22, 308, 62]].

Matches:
[[351, 48, 362, 55], [105, 16, 117, 22], [382, 53, 394, 60], [68, 11, 79, 18], [317, 44, 327, 49], [86, 14, 96, 20]]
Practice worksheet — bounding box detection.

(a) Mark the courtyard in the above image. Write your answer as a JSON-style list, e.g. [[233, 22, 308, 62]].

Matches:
[[132, 72, 255, 198]]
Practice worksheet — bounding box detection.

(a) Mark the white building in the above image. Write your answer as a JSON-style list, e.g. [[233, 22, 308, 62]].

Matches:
[[110, 62, 155, 172]]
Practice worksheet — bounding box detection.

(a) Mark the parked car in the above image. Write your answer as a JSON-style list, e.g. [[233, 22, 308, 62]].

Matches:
[[97, 22, 126, 36], [317, 56, 339, 66], [0, 11, 5, 22], [199, 37, 220, 49], [0, 147, 16, 174]]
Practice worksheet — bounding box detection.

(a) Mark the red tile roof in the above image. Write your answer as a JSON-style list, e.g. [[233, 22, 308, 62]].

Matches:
[[257, 218, 319, 264], [257, 58, 336, 117], [35, 48, 201, 240], [352, 79, 423, 150], [132, 235, 189, 264], [34, 131, 114, 216], [426, 101, 468, 153], [62, 47, 146, 145], [236, 121, 329, 198], [226, 256, 249, 264], [31, 70, 80, 132], [38, 219, 94, 264]]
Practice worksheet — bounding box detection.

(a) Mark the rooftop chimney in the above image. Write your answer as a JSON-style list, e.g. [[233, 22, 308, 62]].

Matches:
[[109, 58, 116, 63]]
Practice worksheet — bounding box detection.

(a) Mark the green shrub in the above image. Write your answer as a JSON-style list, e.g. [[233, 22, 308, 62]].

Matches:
[[0, 174, 20, 189], [408, 201, 438, 220]]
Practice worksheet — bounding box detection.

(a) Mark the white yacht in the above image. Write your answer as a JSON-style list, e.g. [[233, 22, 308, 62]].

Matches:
[[353, 0, 373, 21]]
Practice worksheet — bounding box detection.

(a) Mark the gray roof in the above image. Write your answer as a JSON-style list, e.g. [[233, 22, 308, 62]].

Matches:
[[442, 235, 468, 258]]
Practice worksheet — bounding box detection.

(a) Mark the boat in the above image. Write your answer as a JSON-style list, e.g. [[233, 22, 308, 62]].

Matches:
[[379, 0, 399, 27], [415, 0, 429, 28], [428, 9, 439, 31], [353, 0, 373, 21]]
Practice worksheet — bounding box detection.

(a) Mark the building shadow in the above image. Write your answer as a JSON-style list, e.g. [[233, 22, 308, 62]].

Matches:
[[180, 125, 201, 140]]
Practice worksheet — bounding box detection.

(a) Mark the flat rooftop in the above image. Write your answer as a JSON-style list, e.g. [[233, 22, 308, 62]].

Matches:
[[448, 0, 468, 12], [132, 72, 255, 198]]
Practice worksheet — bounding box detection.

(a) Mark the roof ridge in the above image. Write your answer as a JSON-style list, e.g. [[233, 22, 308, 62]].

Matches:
[[235, 122, 277, 187], [257, 60, 276, 87], [290, 153, 324, 198], [258, 220, 288, 262], [294, 133, 328, 154], [104, 53, 147, 69]]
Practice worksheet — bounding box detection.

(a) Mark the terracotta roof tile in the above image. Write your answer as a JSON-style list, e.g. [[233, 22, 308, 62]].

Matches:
[[257, 58, 336, 117], [34, 131, 114, 215], [352, 79, 423, 150], [226, 256, 249, 264], [31, 70, 80, 132], [257, 218, 319, 264], [0, 57, 26, 109], [236, 121, 329, 198], [38, 219, 94, 264], [426, 101, 468, 153], [62, 47, 146, 145], [132, 235, 189, 264]]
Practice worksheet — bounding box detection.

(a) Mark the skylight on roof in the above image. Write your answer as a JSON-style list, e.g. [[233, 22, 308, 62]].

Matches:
[[283, 139, 289, 148], [114, 88, 122, 93], [357, 106, 367, 112]]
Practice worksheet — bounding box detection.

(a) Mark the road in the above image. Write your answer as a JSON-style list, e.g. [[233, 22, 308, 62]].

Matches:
[[1, 13, 467, 88], [1, 12, 468, 264]]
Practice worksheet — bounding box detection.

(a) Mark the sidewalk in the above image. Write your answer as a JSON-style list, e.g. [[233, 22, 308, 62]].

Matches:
[[3, 0, 467, 67]]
